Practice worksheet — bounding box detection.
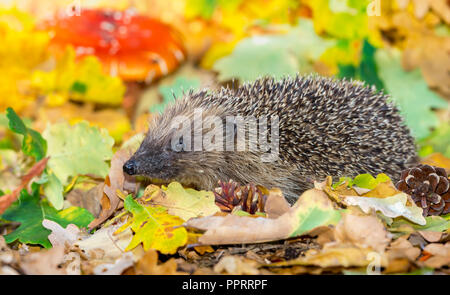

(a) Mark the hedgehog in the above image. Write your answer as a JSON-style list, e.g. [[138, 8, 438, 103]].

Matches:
[[123, 75, 418, 203]]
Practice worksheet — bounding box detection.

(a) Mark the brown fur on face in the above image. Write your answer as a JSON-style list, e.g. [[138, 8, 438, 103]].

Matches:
[[124, 75, 418, 203]]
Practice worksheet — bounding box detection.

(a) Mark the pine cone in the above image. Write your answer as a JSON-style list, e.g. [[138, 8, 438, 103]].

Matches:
[[396, 164, 450, 216], [213, 180, 267, 214]]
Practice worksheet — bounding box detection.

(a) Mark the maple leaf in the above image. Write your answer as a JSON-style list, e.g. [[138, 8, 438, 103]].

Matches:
[[43, 121, 114, 186], [117, 195, 188, 254], [0, 183, 93, 248], [39, 121, 114, 209], [375, 48, 448, 140], [6, 107, 47, 161]]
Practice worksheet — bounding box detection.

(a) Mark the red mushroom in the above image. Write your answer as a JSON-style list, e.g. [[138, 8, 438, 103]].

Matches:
[[43, 8, 186, 82]]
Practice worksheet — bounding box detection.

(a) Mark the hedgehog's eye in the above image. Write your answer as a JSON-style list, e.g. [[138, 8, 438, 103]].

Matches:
[[175, 137, 184, 152]]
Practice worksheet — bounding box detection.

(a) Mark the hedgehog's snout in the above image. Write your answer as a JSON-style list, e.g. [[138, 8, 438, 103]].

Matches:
[[123, 159, 138, 175]]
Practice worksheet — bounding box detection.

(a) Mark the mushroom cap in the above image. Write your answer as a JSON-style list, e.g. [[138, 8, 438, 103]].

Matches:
[[44, 9, 186, 81]]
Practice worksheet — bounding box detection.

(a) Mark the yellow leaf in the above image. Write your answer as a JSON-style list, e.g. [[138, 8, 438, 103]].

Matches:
[[117, 196, 188, 254]]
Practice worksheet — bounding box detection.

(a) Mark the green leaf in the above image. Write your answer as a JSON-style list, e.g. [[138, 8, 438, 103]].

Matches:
[[42, 171, 64, 210], [213, 19, 335, 82], [6, 107, 47, 161], [389, 214, 450, 233], [333, 173, 390, 189], [43, 121, 114, 186], [352, 173, 390, 189], [375, 49, 448, 140], [0, 183, 93, 248], [338, 40, 384, 91], [289, 190, 342, 237], [151, 77, 201, 114]]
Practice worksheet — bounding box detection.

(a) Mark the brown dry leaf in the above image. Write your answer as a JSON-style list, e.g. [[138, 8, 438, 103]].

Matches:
[[334, 212, 392, 253], [186, 189, 340, 245], [93, 253, 134, 275], [418, 231, 444, 243], [0, 236, 20, 275], [269, 244, 386, 269], [386, 235, 421, 262], [317, 177, 358, 206], [88, 149, 138, 229], [396, 0, 450, 23], [402, 34, 450, 98], [65, 183, 104, 217], [421, 242, 450, 268], [264, 188, 291, 219], [21, 246, 67, 275], [134, 250, 186, 275], [0, 157, 48, 215], [42, 219, 82, 247], [362, 181, 401, 198], [213, 255, 260, 275], [74, 223, 144, 264]]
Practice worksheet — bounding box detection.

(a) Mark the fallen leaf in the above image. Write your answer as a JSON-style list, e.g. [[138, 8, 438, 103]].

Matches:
[[343, 193, 426, 225], [0, 157, 48, 215], [116, 195, 188, 254], [214, 255, 260, 275], [88, 149, 137, 230], [134, 250, 185, 275], [42, 219, 81, 247], [421, 152, 450, 172], [6, 107, 47, 161], [144, 182, 220, 221], [186, 189, 342, 245], [65, 183, 104, 217], [270, 244, 386, 269], [417, 231, 443, 243], [420, 242, 450, 268], [264, 188, 291, 219], [93, 253, 134, 275], [21, 246, 67, 275], [1, 183, 94, 248], [334, 212, 392, 253], [74, 223, 144, 263], [43, 121, 114, 186]]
